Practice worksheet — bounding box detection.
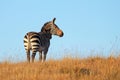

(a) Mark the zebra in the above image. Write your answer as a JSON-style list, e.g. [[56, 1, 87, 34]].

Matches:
[[23, 18, 64, 62]]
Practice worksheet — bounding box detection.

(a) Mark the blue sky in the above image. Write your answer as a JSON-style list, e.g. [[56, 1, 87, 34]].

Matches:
[[0, 0, 120, 61]]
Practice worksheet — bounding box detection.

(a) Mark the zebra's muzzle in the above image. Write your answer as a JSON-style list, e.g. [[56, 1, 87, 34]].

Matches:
[[57, 30, 64, 37]]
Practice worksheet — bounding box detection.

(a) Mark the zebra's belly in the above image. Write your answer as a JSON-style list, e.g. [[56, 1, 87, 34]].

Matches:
[[30, 45, 49, 52], [38, 46, 48, 51]]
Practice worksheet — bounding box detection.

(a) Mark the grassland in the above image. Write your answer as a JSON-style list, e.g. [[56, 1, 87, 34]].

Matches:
[[0, 56, 120, 80]]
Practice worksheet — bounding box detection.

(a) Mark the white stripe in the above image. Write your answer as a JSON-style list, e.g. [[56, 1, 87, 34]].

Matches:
[[24, 43, 28, 46], [31, 43, 39, 46], [24, 47, 28, 49], [32, 46, 39, 49], [30, 38, 39, 41], [24, 38, 28, 42]]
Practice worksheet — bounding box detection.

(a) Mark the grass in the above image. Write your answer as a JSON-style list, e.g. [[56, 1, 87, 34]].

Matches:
[[0, 56, 120, 80]]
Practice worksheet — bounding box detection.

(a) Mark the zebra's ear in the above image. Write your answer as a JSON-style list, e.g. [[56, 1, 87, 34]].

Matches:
[[52, 18, 56, 23]]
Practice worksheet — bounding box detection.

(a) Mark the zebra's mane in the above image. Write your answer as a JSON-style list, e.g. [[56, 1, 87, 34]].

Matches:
[[40, 21, 52, 39], [41, 21, 50, 32]]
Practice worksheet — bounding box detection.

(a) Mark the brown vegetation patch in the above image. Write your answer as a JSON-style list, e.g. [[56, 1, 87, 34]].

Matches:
[[0, 57, 120, 80]]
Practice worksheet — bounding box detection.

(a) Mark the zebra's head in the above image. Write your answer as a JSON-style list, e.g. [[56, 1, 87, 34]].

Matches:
[[41, 18, 64, 37]]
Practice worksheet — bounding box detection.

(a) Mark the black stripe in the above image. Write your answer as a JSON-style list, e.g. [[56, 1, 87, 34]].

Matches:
[[32, 48, 39, 50], [33, 45, 39, 47], [24, 35, 27, 39], [24, 40, 27, 43], [24, 45, 27, 47], [31, 40, 40, 44], [31, 35, 40, 40]]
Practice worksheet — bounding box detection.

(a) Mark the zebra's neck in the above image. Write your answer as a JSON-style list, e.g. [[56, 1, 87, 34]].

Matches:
[[39, 32, 52, 39]]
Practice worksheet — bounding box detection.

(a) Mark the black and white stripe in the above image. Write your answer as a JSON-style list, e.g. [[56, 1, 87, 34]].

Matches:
[[23, 18, 64, 62]]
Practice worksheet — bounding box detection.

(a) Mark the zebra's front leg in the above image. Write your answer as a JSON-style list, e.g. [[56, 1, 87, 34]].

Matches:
[[42, 50, 48, 62], [32, 52, 36, 62]]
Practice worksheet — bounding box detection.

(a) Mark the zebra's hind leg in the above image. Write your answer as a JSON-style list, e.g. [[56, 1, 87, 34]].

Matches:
[[39, 51, 42, 62], [26, 50, 30, 62], [32, 52, 36, 62]]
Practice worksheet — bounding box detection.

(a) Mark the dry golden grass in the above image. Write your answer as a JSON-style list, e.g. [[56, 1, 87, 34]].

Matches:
[[0, 56, 120, 80]]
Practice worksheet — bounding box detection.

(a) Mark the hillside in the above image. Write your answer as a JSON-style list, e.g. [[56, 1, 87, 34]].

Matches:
[[0, 57, 120, 80]]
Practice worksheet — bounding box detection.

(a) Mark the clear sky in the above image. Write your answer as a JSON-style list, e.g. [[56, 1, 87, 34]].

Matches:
[[0, 0, 120, 61]]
